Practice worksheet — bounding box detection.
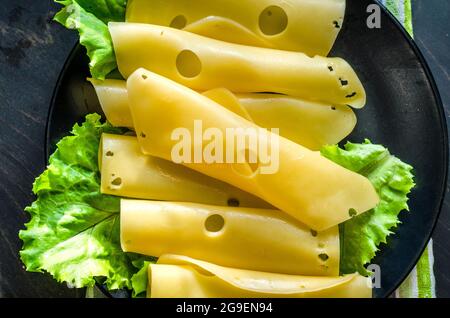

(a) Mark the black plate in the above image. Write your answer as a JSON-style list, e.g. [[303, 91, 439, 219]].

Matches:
[[46, 0, 448, 298]]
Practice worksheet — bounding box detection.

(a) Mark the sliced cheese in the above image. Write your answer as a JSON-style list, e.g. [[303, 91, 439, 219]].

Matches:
[[100, 134, 270, 208], [234, 93, 356, 149], [126, 69, 379, 231], [126, 0, 346, 56], [121, 199, 339, 276], [109, 22, 366, 108], [183, 16, 273, 48], [90, 79, 356, 150], [202, 88, 253, 122], [148, 255, 372, 298], [89, 79, 132, 128]]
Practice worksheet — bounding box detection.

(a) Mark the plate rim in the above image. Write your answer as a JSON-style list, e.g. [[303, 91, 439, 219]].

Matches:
[[375, 0, 449, 298]]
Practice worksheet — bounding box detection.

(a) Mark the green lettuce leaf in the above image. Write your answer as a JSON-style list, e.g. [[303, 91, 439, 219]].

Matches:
[[63, 0, 127, 24], [321, 140, 415, 275], [54, 0, 126, 79], [130, 261, 152, 298], [19, 114, 146, 290]]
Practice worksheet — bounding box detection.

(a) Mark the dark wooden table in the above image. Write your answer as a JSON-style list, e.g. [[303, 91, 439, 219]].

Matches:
[[0, 0, 449, 297]]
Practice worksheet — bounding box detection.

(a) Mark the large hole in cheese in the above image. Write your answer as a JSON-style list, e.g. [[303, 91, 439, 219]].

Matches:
[[204, 214, 225, 233], [170, 15, 187, 29], [259, 5, 288, 36], [176, 50, 202, 78]]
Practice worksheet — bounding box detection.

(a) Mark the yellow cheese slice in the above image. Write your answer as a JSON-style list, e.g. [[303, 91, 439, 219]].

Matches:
[[90, 79, 356, 150], [126, 69, 379, 231], [202, 88, 253, 122], [126, 0, 346, 56], [183, 16, 273, 49], [148, 255, 372, 298], [237, 93, 356, 149], [100, 134, 270, 208], [121, 199, 339, 276], [109, 22, 366, 108], [88, 79, 132, 128]]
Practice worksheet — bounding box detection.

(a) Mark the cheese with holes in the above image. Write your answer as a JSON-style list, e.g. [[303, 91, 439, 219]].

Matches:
[[100, 134, 269, 208], [121, 200, 339, 276], [148, 255, 372, 298], [126, 69, 379, 231], [126, 0, 346, 56], [109, 22, 366, 108], [90, 79, 356, 150]]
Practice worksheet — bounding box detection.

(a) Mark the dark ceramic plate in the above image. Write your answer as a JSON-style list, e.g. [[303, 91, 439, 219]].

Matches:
[[46, 0, 448, 298]]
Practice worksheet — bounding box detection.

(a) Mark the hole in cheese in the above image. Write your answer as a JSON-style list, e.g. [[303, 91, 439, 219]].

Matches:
[[339, 78, 349, 86], [110, 177, 122, 189], [205, 214, 225, 233], [349, 208, 357, 217], [318, 253, 329, 262], [310, 229, 318, 237], [259, 5, 288, 36], [176, 50, 202, 78], [170, 15, 187, 29], [106, 151, 114, 157], [227, 198, 240, 207]]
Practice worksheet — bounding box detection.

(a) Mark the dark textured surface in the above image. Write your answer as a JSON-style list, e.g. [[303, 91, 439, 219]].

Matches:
[[0, 1, 82, 297], [0, 0, 449, 298], [412, 0, 450, 298]]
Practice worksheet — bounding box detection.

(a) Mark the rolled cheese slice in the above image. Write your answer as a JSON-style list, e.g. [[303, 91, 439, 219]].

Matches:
[[121, 200, 339, 276], [109, 22, 366, 108], [88, 79, 132, 128], [100, 134, 270, 208], [126, 69, 379, 231], [90, 79, 356, 150], [148, 255, 372, 298], [126, 0, 346, 56]]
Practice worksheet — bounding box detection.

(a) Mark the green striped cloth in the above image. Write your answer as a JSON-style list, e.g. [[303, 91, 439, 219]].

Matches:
[[381, 0, 436, 298]]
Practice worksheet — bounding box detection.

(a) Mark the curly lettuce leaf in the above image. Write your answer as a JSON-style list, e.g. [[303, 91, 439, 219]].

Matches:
[[54, 0, 126, 79], [62, 0, 127, 24], [321, 140, 415, 275], [19, 114, 146, 290], [130, 261, 151, 298]]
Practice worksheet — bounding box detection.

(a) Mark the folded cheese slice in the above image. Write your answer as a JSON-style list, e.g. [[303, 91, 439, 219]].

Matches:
[[121, 200, 339, 276], [100, 134, 270, 208], [182, 16, 273, 48], [148, 255, 372, 298], [90, 79, 356, 150], [109, 22, 366, 108], [126, 69, 379, 231], [126, 0, 346, 56]]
